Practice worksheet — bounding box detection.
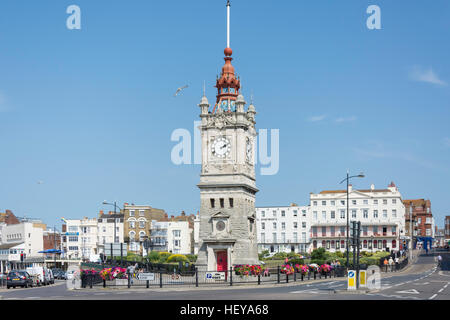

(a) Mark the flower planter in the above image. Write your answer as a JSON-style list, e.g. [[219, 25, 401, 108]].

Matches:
[[105, 279, 128, 286]]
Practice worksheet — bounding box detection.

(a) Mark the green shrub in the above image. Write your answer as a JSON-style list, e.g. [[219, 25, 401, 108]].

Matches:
[[166, 254, 190, 264], [287, 252, 300, 259], [288, 258, 305, 265], [271, 252, 288, 260], [158, 252, 172, 263], [146, 251, 160, 262], [186, 254, 197, 263], [311, 248, 327, 261], [259, 250, 270, 260]]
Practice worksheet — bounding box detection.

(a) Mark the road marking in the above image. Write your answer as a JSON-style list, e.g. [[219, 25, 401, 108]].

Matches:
[[429, 294, 437, 300], [396, 289, 419, 294], [26, 297, 40, 299], [438, 288, 444, 293]]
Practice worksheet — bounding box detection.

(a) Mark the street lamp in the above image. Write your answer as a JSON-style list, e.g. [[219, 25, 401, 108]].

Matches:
[[409, 202, 413, 263], [339, 171, 365, 269], [102, 200, 122, 244]]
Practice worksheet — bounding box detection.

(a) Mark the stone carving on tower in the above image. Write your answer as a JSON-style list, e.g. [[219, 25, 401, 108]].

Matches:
[[195, 1, 259, 272]]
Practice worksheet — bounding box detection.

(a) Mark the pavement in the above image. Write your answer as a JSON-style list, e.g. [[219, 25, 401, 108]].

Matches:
[[0, 250, 448, 300]]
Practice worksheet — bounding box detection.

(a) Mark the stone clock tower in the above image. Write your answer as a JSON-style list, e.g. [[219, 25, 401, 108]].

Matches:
[[196, 1, 259, 272]]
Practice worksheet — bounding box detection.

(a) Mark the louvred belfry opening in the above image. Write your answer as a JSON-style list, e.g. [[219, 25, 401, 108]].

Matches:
[[212, 47, 241, 113]]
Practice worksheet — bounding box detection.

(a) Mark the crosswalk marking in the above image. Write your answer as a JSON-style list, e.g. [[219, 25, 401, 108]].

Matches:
[[396, 289, 419, 294]]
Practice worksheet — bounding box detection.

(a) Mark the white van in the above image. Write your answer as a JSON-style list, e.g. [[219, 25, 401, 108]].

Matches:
[[26, 267, 53, 286], [26, 267, 45, 286]]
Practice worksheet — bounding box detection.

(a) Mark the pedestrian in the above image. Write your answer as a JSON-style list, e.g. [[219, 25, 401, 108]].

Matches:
[[383, 258, 388, 272], [389, 257, 394, 272], [437, 255, 442, 267], [395, 256, 399, 271]]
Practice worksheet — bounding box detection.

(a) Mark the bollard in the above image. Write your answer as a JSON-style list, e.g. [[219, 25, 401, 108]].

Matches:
[[301, 273, 304, 281], [258, 274, 261, 285], [314, 272, 316, 280], [103, 279, 106, 288], [230, 267, 233, 286], [160, 272, 163, 288], [308, 271, 310, 280], [286, 273, 289, 283], [89, 274, 93, 289], [294, 272, 296, 282], [146, 280, 149, 289], [127, 270, 131, 288], [277, 266, 280, 284], [195, 268, 198, 287]]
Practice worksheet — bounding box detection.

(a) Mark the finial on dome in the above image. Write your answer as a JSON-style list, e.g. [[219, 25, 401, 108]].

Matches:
[[224, 47, 233, 56]]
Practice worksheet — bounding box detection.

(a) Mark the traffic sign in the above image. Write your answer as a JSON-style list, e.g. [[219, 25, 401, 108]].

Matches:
[[137, 273, 155, 281], [206, 272, 226, 280], [347, 270, 356, 290], [359, 270, 367, 288]]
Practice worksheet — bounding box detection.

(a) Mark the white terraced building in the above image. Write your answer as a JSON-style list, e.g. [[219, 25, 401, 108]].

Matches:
[[309, 182, 406, 253], [256, 204, 311, 254]]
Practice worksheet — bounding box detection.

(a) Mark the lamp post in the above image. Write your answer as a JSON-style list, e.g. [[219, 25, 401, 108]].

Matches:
[[409, 202, 413, 263], [340, 171, 365, 269], [102, 201, 122, 244]]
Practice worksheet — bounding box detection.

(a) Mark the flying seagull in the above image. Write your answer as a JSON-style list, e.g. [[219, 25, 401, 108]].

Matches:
[[174, 85, 188, 97]]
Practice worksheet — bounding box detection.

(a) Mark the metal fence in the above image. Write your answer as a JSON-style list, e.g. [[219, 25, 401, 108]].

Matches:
[[80, 266, 346, 289]]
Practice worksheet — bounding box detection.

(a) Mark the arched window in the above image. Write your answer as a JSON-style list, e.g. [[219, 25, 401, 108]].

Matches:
[[322, 240, 326, 248], [383, 240, 387, 248], [331, 240, 335, 249], [363, 240, 368, 248], [392, 240, 397, 249], [373, 240, 378, 248], [313, 241, 317, 249], [129, 231, 136, 241], [139, 231, 146, 242]]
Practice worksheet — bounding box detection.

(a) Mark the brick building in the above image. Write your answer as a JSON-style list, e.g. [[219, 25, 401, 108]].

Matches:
[[123, 203, 166, 254], [403, 199, 433, 240], [43, 229, 61, 251], [445, 216, 450, 244]]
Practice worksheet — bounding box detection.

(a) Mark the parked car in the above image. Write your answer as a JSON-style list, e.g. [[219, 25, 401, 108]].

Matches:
[[66, 270, 76, 280], [48, 269, 55, 284], [57, 271, 67, 280], [7, 270, 34, 289]]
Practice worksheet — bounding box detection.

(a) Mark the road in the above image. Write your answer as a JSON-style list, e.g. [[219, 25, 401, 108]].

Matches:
[[0, 251, 448, 300]]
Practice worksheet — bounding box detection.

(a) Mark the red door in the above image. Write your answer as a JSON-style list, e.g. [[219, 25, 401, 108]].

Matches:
[[216, 251, 228, 272]]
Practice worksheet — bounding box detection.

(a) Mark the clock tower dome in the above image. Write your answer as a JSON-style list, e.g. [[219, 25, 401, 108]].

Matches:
[[196, 0, 259, 271]]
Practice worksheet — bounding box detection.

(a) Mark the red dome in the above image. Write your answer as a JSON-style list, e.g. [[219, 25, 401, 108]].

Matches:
[[224, 47, 232, 56]]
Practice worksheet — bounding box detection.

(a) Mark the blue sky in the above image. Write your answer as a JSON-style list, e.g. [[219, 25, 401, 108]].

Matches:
[[0, 0, 449, 229]]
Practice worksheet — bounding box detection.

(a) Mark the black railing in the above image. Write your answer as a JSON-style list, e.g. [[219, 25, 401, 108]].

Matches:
[[379, 257, 409, 272], [81, 265, 346, 289]]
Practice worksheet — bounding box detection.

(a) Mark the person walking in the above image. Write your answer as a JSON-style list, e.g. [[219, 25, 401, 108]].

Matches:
[[389, 257, 394, 272], [383, 258, 389, 272], [437, 255, 442, 268], [395, 256, 399, 271]]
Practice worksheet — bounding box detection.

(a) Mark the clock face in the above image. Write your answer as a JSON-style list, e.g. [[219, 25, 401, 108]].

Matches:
[[216, 221, 225, 231], [212, 137, 231, 158], [246, 139, 252, 161]]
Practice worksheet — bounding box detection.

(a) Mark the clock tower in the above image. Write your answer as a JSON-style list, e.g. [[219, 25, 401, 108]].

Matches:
[[196, 1, 259, 271]]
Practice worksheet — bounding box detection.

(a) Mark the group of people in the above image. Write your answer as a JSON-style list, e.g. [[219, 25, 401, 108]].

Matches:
[[383, 256, 400, 271]]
